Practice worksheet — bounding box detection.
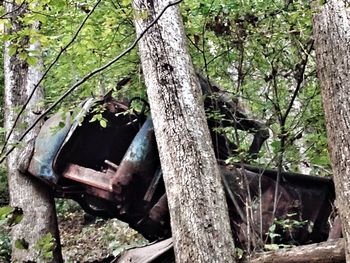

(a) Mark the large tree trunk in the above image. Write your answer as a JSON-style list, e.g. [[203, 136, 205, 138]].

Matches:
[[3, 2, 62, 262], [313, 0, 350, 261], [132, 1, 236, 262]]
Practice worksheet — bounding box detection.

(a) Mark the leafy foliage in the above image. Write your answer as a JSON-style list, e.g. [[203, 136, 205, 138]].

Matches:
[[0, 206, 24, 261], [264, 212, 313, 253], [34, 233, 56, 261], [0, 206, 23, 226], [0, 165, 8, 207], [0, 230, 11, 262], [55, 199, 82, 217], [182, 0, 329, 175], [58, 210, 147, 262], [0, 0, 333, 258], [0, 0, 330, 175]]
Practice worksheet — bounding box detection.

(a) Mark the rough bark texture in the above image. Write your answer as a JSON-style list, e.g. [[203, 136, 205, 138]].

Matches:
[[132, 0, 236, 262], [3, 2, 62, 262], [313, 0, 350, 262], [247, 239, 345, 263]]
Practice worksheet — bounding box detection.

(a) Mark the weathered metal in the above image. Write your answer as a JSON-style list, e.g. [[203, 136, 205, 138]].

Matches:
[[149, 193, 168, 224], [28, 98, 96, 184], [26, 95, 336, 248], [111, 116, 159, 195], [63, 164, 112, 193], [28, 111, 71, 184], [52, 97, 142, 176], [221, 165, 335, 246], [143, 168, 162, 204]]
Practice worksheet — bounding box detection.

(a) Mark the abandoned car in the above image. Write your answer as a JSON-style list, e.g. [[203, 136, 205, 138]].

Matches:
[[26, 77, 336, 250]]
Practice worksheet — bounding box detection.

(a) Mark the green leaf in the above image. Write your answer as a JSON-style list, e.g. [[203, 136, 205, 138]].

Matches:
[[27, 56, 38, 66], [121, 0, 131, 6], [264, 244, 280, 251], [44, 251, 53, 260], [234, 247, 244, 259], [7, 207, 23, 226], [0, 206, 14, 220], [9, 213, 23, 226], [34, 233, 55, 261], [270, 140, 281, 152], [311, 155, 330, 166], [99, 119, 107, 128], [15, 238, 29, 250], [19, 52, 27, 60], [8, 46, 17, 56]]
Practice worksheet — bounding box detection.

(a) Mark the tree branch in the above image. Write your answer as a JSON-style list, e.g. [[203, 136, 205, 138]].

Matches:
[[0, 0, 103, 156], [0, 0, 184, 164], [281, 40, 314, 124], [0, 0, 26, 19], [245, 238, 345, 263]]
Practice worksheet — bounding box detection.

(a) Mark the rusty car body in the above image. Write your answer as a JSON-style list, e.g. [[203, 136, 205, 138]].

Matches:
[[26, 77, 336, 248]]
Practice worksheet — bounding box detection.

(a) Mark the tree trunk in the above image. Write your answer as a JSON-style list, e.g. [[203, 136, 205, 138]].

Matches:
[[313, 0, 350, 262], [132, 1, 236, 262], [3, 2, 62, 262]]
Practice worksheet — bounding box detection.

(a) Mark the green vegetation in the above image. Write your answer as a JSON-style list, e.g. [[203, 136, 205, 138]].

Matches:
[[0, 206, 24, 261], [0, 0, 332, 260], [0, 0, 330, 174]]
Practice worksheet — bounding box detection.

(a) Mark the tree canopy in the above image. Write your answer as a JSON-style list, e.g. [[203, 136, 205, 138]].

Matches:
[[0, 0, 335, 261], [0, 0, 329, 176]]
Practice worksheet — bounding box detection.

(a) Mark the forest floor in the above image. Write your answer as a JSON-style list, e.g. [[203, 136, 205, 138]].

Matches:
[[0, 199, 148, 262], [58, 201, 148, 263]]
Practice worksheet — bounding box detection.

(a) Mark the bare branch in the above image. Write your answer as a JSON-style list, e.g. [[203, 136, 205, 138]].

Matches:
[[0, 1, 26, 19], [246, 238, 345, 263], [0, 0, 184, 164], [0, 0, 103, 156], [281, 40, 314, 124]]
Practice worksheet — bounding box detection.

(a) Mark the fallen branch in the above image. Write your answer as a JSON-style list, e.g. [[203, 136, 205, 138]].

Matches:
[[246, 238, 345, 263], [113, 238, 345, 263]]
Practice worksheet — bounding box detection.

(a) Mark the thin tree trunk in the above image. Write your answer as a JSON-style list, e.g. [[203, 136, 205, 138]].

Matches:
[[132, 1, 236, 262], [3, 1, 62, 262], [313, 0, 350, 262]]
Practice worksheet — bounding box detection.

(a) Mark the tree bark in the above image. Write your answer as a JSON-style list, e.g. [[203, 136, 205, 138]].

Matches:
[[3, 1, 62, 262], [132, 1, 236, 262], [313, 0, 350, 262], [247, 239, 345, 263]]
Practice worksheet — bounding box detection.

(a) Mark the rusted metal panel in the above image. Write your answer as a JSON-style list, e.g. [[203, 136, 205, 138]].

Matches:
[[28, 98, 97, 184], [143, 168, 162, 203], [52, 98, 142, 174], [111, 117, 159, 194], [84, 185, 116, 202], [62, 163, 112, 192], [221, 165, 335, 246], [26, 96, 337, 248], [149, 194, 168, 224]]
